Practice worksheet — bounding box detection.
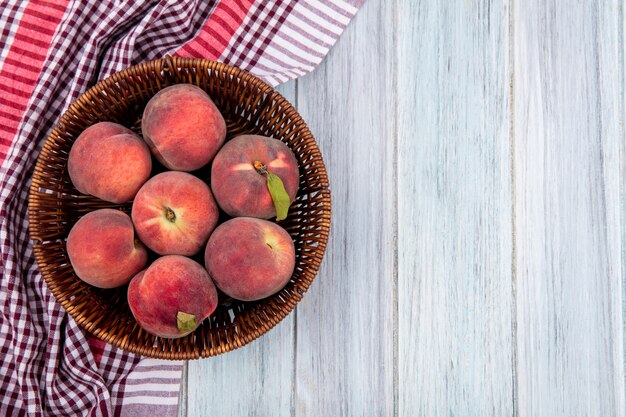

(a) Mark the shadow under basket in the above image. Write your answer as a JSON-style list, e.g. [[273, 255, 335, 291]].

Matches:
[[28, 56, 331, 360]]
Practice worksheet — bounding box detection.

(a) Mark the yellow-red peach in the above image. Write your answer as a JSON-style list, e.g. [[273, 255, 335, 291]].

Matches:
[[131, 171, 219, 256], [205, 217, 296, 301], [141, 84, 226, 171], [127, 255, 218, 338], [68, 122, 152, 203], [210, 135, 299, 219], [66, 209, 147, 288]]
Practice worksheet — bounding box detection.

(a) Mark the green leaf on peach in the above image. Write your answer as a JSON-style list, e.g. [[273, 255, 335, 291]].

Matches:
[[267, 172, 290, 221], [176, 311, 197, 333]]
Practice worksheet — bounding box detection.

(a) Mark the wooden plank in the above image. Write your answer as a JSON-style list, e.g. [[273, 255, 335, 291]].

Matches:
[[293, 0, 396, 415], [184, 315, 295, 417], [513, 1, 625, 416], [182, 81, 297, 417], [396, 1, 514, 416]]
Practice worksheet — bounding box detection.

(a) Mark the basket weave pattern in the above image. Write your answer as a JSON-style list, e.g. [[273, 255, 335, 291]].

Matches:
[[28, 57, 331, 359]]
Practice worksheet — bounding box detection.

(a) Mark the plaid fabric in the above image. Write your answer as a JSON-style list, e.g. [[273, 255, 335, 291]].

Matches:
[[0, 0, 362, 416]]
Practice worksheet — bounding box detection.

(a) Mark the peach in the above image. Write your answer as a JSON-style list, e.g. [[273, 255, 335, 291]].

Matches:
[[66, 209, 147, 288], [205, 217, 296, 301], [68, 122, 152, 203], [131, 171, 219, 256], [141, 84, 226, 171], [210, 135, 299, 219], [127, 255, 218, 338]]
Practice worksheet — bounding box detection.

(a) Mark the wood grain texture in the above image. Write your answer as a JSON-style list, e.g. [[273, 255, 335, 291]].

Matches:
[[181, 82, 296, 417], [513, 1, 625, 416], [293, 0, 396, 415], [184, 316, 295, 417], [397, 1, 514, 416]]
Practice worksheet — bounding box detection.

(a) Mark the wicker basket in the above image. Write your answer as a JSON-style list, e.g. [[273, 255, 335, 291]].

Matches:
[[28, 56, 331, 359]]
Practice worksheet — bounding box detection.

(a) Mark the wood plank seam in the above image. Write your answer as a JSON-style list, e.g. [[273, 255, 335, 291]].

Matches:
[[508, 0, 519, 416], [392, 1, 400, 417], [614, 0, 626, 409]]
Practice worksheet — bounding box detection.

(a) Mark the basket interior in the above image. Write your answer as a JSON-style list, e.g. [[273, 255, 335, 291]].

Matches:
[[28, 56, 331, 359]]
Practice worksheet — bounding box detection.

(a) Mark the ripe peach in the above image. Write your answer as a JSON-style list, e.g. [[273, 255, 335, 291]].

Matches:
[[141, 84, 226, 171], [210, 135, 299, 219], [68, 122, 152, 203], [127, 255, 218, 338], [66, 209, 147, 288], [205, 217, 296, 301], [131, 171, 219, 256]]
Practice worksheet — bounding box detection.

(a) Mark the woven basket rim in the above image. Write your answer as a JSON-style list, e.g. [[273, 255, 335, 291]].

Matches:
[[27, 56, 331, 359]]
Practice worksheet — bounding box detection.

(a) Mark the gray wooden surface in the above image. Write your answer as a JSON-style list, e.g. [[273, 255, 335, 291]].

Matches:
[[181, 0, 626, 416]]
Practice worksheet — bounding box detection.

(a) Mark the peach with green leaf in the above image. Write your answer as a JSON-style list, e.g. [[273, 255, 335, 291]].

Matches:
[[210, 134, 299, 220], [127, 255, 218, 338]]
